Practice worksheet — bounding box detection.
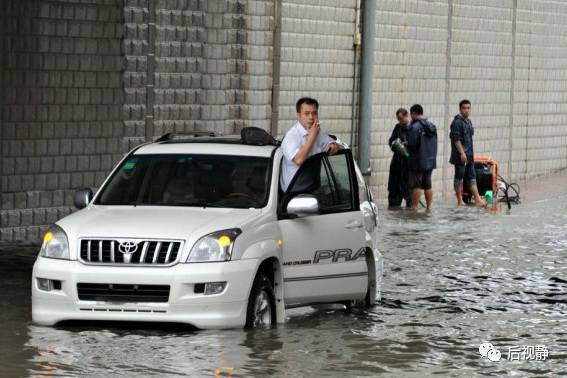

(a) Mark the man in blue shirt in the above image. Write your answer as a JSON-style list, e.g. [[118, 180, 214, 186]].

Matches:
[[450, 100, 484, 206]]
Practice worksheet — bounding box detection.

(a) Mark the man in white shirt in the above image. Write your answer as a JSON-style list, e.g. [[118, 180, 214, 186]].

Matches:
[[280, 97, 340, 190]]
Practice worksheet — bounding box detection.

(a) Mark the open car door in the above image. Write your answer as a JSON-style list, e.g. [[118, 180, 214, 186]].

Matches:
[[278, 150, 368, 306]]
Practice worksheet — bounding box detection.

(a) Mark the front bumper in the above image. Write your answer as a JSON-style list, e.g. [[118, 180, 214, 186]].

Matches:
[[32, 257, 259, 329]]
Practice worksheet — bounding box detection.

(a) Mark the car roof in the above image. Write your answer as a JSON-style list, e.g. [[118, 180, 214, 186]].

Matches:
[[135, 138, 277, 158], [133, 129, 281, 157]]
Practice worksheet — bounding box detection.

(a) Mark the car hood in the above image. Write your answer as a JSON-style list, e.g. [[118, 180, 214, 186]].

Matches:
[[58, 205, 261, 242]]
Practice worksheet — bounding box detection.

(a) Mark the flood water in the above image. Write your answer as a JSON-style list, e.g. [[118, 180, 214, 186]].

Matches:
[[1, 175, 567, 377]]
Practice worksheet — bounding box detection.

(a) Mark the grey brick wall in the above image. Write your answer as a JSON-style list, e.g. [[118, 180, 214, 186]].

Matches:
[[511, 0, 567, 181], [370, 0, 449, 195], [2, 0, 567, 242], [0, 0, 124, 241], [368, 0, 567, 201], [123, 0, 274, 144], [277, 0, 358, 143]]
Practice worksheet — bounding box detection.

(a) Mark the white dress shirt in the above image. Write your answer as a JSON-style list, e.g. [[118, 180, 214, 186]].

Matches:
[[279, 121, 335, 191]]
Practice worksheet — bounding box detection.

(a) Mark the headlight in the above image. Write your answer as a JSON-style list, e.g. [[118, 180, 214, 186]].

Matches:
[[187, 229, 241, 263], [39, 225, 70, 260]]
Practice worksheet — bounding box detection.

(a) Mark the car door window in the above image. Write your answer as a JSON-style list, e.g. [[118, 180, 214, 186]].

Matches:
[[282, 150, 357, 214], [325, 153, 354, 211]]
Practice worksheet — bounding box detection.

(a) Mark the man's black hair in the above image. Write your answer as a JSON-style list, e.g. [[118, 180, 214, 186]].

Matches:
[[396, 108, 409, 117], [410, 104, 423, 115], [459, 99, 471, 108], [296, 97, 319, 113]]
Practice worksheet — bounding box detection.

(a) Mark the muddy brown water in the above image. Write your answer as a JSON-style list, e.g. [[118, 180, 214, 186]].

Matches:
[[1, 175, 566, 377]]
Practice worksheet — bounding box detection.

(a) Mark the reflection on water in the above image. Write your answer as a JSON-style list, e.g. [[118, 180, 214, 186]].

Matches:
[[2, 176, 567, 377]]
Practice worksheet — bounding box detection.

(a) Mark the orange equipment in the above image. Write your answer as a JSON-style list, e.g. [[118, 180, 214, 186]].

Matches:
[[462, 155, 499, 204]]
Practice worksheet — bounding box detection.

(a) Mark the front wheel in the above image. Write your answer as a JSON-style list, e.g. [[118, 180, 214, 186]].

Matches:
[[245, 272, 276, 328], [345, 287, 374, 312]]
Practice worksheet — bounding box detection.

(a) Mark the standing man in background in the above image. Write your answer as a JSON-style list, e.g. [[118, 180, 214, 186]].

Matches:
[[450, 100, 484, 206], [407, 104, 438, 211], [280, 97, 340, 191], [387, 108, 412, 208]]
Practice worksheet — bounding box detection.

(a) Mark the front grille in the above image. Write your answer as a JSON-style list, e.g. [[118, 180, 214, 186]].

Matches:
[[77, 283, 170, 303], [79, 239, 182, 265]]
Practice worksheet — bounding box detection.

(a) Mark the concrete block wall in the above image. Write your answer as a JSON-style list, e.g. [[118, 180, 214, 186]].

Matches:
[[370, 0, 449, 196], [0, 0, 124, 242], [369, 0, 567, 201], [445, 1, 514, 195], [123, 0, 274, 145], [511, 0, 567, 181], [2, 0, 567, 242], [277, 0, 359, 143]]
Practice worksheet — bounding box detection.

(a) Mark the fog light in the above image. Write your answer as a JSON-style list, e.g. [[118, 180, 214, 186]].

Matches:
[[204, 281, 227, 295], [37, 278, 62, 291], [37, 278, 52, 291]]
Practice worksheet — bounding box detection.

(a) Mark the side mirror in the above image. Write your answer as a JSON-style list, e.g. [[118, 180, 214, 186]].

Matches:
[[74, 189, 93, 209], [286, 194, 319, 218]]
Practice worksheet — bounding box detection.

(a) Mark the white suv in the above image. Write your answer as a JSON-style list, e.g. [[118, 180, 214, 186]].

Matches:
[[32, 128, 383, 329]]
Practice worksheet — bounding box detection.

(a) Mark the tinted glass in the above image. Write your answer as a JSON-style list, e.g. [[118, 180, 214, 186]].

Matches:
[[96, 154, 270, 208], [325, 153, 354, 210], [285, 151, 354, 213]]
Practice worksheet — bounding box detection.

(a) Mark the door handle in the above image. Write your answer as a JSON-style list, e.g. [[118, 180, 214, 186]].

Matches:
[[344, 220, 363, 229]]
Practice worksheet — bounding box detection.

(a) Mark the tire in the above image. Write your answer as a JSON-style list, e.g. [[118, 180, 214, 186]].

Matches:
[[345, 288, 373, 312], [245, 272, 276, 328]]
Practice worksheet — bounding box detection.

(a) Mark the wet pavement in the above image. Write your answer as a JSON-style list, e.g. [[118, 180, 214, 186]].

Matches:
[[1, 174, 567, 377]]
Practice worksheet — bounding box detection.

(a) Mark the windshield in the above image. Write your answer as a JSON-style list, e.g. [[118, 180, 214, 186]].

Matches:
[[95, 154, 271, 208]]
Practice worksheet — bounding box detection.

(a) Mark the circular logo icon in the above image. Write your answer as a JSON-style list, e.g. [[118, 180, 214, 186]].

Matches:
[[118, 241, 138, 254], [487, 348, 501, 362], [479, 342, 501, 362], [479, 343, 494, 357]]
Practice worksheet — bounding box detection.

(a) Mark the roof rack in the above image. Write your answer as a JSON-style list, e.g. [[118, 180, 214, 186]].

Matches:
[[155, 132, 215, 142], [154, 127, 280, 147]]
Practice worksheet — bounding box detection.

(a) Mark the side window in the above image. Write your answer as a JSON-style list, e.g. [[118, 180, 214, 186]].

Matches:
[[324, 154, 354, 211], [283, 151, 356, 214]]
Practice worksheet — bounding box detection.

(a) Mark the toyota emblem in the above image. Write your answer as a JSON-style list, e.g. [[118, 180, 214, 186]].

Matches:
[[118, 241, 138, 254]]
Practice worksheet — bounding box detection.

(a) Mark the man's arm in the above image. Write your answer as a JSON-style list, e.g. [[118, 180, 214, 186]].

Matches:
[[454, 140, 467, 164], [388, 124, 400, 148], [292, 123, 319, 166], [450, 119, 467, 164]]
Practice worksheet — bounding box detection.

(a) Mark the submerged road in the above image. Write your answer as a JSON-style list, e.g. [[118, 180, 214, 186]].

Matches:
[[1, 174, 566, 377]]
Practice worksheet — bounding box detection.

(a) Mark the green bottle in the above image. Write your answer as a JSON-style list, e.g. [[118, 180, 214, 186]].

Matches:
[[392, 138, 409, 158], [484, 190, 493, 206]]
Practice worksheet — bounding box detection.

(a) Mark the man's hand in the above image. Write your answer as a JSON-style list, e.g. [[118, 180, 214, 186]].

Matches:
[[292, 118, 320, 167], [327, 142, 339, 155], [460, 152, 467, 164], [308, 119, 320, 139]]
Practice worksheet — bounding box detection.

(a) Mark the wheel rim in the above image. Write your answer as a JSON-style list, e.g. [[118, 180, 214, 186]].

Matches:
[[252, 290, 272, 327]]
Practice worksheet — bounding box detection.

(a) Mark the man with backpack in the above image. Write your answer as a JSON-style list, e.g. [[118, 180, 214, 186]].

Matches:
[[407, 104, 438, 211]]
